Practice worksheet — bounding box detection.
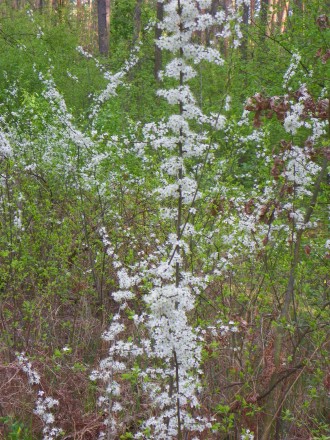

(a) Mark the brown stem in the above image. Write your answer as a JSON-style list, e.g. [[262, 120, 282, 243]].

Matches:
[[262, 341, 326, 440], [173, 349, 182, 440], [262, 100, 329, 439]]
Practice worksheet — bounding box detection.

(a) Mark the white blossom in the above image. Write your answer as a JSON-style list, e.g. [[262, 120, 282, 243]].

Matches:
[[283, 52, 301, 89], [0, 130, 13, 158]]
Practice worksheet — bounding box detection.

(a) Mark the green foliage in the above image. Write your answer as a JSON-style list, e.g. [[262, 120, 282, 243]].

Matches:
[[0, 417, 32, 440], [0, 1, 329, 439]]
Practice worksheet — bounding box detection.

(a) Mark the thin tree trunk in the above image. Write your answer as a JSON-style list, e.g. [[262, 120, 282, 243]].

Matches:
[[87, 0, 95, 49], [260, 0, 270, 36], [209, 0, 220, 45], [133, 0, 143, 45], [260, 0, 269, 24], [280, 0, 289, 33], [200, 8, 207, 45], [154, 1, 164, 81], [241, 1, 249, 59], [97, 0, 110, 56], [293, 0, 303, 10], [250, 0, 255, 23], [174, 0, 184, 435], [35, 0, 43, 11], [269, 0, 278, 32], [76, 0, 82, 21], [211, 0, 220, 16], [261, 155, 329, 440]]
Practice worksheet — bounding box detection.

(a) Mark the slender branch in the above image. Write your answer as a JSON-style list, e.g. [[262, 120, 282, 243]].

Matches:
[[257, 363, 303, 402], [262, 341, 327, 437], [250, 19, 325, 88], [173, 349, 182, 440]]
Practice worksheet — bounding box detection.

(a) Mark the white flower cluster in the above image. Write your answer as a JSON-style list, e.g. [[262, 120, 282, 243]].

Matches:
[[281, 145, 321, 197], [39, 72, 94, 151], [91, 1, 245, 438], [34, 392, 62, 440], [99, 226, 122, 268], [310, 117, 327, 141], [132, 1, 229, 437], [283, 101, 304, 134], [155, 177, 199, 204], [17, 354, 62, 440], [0, 129, 13, 158], [66, 70, 78, 82], [207, 319, 239, 337], [17, 353, 41, 385], [90, 308, 144, 437], [90, 45, 140, 122], [211, 99, 327, 264], [283, 84, 326, 137], [157, 85, 195, 106], [241, 429, 255, 440], [26, 8, 34, 22], [13, 209, 24, 231], [283, 52, 301, 89], [159, 58, 197, 82], [157, 0, 224, 64]]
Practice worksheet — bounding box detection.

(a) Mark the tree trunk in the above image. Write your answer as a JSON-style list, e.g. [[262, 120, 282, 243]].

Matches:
[[211, 0, 220, 15], [293, 0, 303, 10], [260, 0, 270, 36], [154, 1, 164, 81], [260, 0, 269, 23], [76, 0, 82, 21], [241, 1, 249, 59], [260, 156, 329, 440], [133, 0, 143, 45], [269, 0, 278, 32], [97, 0, 110, 56], [35, 0, 43, 11], [250, 0, 255, 23], [279, 0, 290, 33]]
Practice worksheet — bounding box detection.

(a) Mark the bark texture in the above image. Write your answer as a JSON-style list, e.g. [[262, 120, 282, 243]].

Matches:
[[98, 0, 110, 56]]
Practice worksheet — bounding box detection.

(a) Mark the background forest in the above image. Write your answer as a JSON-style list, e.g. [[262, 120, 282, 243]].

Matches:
[[0, 0, 329, 439]]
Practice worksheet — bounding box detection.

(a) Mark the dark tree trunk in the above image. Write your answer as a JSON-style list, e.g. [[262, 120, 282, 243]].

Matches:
[[293, 0, 303, 8], [35, 0, 43, 11], [211, 0, 220, 15], [133, 0, 143, 45], [97, 0, 110, 56], [154, 1, 164, 81], [260, 0, 270, 36], [242, 3, 249, 26], [260, 0, 269, 24]]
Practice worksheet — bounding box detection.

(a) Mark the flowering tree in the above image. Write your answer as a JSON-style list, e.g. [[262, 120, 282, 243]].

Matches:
[[90, 1, 250, 439]]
